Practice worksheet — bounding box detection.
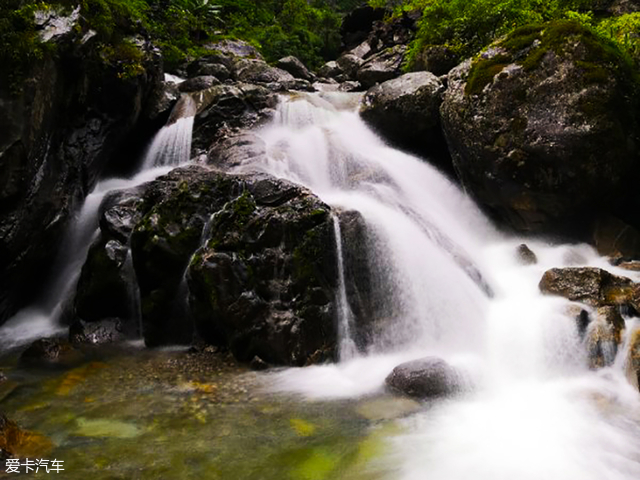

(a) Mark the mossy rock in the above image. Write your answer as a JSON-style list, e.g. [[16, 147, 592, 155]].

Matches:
[[441, 20, 640, 233]]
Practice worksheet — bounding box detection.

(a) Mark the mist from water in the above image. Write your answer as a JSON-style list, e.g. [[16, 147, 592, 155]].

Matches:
[[234, 92, 640, 479]]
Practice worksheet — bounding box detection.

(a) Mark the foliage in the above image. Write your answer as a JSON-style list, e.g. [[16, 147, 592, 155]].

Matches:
[[596, 13, 640, 60], [387, 0, 640, 70], [0, 1, 53, 92]]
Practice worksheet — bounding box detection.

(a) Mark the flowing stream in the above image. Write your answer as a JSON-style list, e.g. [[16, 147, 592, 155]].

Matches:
[[1, 90, 640, 479], [0, 99, 196, 350], [233, 92, 640, 479]]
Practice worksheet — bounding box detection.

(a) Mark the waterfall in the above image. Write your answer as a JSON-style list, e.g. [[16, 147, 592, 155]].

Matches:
[[233, 93, 640, 479], [142, 94, 196, 169], [331, 213, 358, 361], [0, 97, 196, 349]]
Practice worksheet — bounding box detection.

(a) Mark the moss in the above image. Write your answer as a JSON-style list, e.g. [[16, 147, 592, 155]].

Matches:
[[465, 19, 638, 97], [465, 54, 510, 95]]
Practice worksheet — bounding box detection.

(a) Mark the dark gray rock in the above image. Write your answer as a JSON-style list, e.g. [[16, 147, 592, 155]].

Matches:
[[190, 84, 276, 152], [337, 54, 365, 79], [386, 357, 463, 399], [178, 76, 221, 93], [516, 244, 537, 265], [318, 61, 343, 79], [69, 318, 127, 345], [186, 175, 341, 366], [0, 20, 162, 325], [440, 21, 639, 233], [408, 45, 459, 76], [360, 72, 446, 159], [233, 59, 295, 84], [276, 56, 315, 81], [187, 59, 231, 81], [357, 45, 407, 88]]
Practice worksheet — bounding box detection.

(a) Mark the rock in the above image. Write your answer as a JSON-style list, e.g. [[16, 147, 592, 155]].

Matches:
[[178, 76, 221, 93], [628, 329, 640, 391], [34, 5, 80, 42], [131, 166, 246, 347], [19, 338, 80, 367], [144, 80, 180, 123], [440, 21, 639, 233], [74, 238, 133, 322], [348, 41, 372, 59], [609, 0, 640, 15], [539, 267, 637, 308], [360, 72, 446, 160], [338, 81, 363, 92], [593, 215, 640, 260], [516, 244, 537, 265], [276, 56, 315, 81], [74, 188, 146, 325], [385, 357, 463, 399], [0, 22, 162, 325], [357, 45, 407, 88], [187, 58, 231, 81], [208, 131, 267, 170], [186, 175, 341, 366], [250, 356, 270, 371], [337, 54, 364, 79], [232, 59, 295, 84], [20, 339, 62, 364], [366, 10, 420, 54], [587, 306, 625, 368], [318, 61, 343, 79], [0, 413, 52, 459], [69, 318, 127, 345], [190, 84, 276, 152], [408, 45, 459, 76]]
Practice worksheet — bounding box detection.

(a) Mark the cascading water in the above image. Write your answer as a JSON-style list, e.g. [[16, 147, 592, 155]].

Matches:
[[142, 94, 196, 170], [331, 212, 358, 361], [232, 92, 640, 479], [0, 96, 197, 349]]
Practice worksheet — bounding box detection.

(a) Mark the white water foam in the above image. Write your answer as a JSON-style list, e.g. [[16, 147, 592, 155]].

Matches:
[[235, 93, 640, 478]]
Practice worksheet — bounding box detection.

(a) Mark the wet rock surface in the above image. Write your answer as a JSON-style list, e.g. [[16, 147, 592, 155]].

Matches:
[[539, 267, 637, 308], [0, 19, 162, 325], [386, 357, 463, 399], [186, 175, 341, 366], [360, 72, 448, 165], [440, 21, 639, 233]]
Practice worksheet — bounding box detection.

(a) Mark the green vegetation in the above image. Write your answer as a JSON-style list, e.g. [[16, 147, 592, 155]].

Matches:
[[1, 0, 355, 90], [464, 19, 637, 95], [367, 1, 640, 71]]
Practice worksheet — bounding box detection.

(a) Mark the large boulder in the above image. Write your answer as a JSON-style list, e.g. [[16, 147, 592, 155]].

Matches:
[[276, 56, 315, 81], [440, 21, 639, 233], [74, 188, 145, 325], [360, 72, 449, 167], [130, 166, 246, 347], [232, 58, 296, 85], [357, 45, 407, 88], [190, 84, 276, 152], [0, 12, 161, 324], [385, 357, 464, 399], [186, 176, 342, 366]]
